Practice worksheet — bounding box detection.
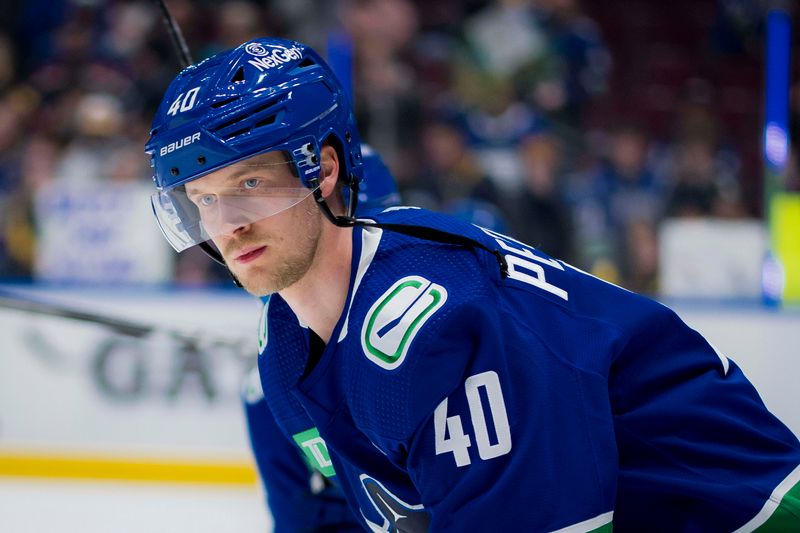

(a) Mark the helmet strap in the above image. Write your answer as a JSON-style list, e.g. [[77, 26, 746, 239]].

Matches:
[[312, 179, 510, 279], [310, 171, 361, 227], [198, 241, 243, 288], [346, 172, 359, 217]]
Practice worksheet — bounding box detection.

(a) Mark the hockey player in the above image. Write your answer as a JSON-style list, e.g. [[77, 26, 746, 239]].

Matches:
[[241, 144, 400, 532], [146, 38, 800, 532]]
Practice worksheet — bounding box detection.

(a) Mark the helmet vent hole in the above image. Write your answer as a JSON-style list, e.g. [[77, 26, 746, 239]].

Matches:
[[298, 58, 315, 68], [227, 127, 250, 138], [211, 96, 239, 109], [255, 114, 277, 129], [231, 66, 245, 83]]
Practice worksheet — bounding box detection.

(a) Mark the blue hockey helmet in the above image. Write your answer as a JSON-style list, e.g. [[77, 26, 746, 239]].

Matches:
[[145, 37, 363, 252]]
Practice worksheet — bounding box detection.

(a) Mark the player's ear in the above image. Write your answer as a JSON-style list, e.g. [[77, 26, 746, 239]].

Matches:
[[318, 145, 340, 200]]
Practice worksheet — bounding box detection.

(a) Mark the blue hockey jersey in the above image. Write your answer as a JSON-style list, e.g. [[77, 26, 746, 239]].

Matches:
[[253, 207, 800, 532]]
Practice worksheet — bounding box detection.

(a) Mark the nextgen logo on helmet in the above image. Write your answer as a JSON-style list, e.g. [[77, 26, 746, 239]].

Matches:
[[246, 43, 304, 72], [159, 132, 201, 157]]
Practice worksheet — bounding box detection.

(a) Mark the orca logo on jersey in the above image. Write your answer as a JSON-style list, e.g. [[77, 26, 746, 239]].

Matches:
[[361, 276, 447, 371], [358, 474, 429, 533]]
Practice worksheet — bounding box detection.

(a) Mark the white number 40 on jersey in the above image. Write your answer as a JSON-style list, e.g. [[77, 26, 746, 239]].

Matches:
[[434, 371, 512, 467]]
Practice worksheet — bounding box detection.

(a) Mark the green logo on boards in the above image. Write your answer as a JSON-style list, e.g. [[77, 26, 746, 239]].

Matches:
[[361, 276, 448, 370], [292, 427, 335, 477]]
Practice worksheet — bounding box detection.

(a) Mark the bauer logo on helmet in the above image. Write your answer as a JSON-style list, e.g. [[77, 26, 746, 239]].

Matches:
[[159, 131, 201, 157]]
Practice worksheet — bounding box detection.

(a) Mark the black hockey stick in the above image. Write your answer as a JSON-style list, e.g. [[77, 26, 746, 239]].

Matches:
[[0, 291, 153, 338], [0, 289, 253, 350], [153, 0, 193, 68]]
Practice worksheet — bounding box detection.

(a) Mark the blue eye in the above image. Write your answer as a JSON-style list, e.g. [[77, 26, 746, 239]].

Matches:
[[243, 178, 260, 189], [199, 194, 216, 207]]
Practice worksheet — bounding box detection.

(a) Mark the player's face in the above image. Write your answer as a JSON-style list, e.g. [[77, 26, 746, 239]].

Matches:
[[185, 151, 322, 296]]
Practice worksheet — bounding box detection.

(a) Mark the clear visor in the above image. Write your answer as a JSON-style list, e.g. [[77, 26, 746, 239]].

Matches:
[[151, 161, 318, 252]]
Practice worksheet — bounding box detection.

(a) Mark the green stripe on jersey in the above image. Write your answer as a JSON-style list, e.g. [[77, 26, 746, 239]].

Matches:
[[754, 478, 800, 532], [587, 522, 613, 533], [552, 511, 613, 533]]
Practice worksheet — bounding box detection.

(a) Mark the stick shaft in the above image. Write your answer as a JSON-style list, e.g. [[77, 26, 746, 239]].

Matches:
[[154, 0, 194, 68], [0, 293, 153, 337]]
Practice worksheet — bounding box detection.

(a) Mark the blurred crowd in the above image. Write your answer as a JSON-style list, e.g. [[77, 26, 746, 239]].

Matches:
[[0, 0, 797, 294]]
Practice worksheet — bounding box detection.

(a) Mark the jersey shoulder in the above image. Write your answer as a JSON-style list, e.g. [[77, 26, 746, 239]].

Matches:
[[339, 216, 498, 442]]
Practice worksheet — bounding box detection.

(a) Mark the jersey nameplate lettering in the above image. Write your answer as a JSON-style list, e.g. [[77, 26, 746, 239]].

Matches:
[[479, 227, 568, 301], [361, 276, 447, 370]]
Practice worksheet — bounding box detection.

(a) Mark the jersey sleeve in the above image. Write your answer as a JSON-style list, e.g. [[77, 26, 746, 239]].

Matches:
[[242, 371, 362, 533], [246, 294, 362, 532], [397, 296, 618, 532], [606, 297, 800, 532]]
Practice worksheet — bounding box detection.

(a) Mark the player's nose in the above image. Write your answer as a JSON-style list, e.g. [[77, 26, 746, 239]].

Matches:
[[215, 200, 252, 236]]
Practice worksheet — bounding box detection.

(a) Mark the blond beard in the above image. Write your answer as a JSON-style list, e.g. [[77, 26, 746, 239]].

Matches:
[[229, 201, 323, 296]]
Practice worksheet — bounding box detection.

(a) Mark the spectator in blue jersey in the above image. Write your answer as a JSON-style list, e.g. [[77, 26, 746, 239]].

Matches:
[[568, 123, 663, 284], [596, 124, 664, 233], [146, 38, 800, 532], [533, 0, 611, 127]]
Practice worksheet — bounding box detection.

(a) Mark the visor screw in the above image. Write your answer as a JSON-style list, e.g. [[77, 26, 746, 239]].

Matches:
[[305, 143, 313, 152], [345, 132, 352, 142], [197, 155, 206, 165], [170, 167, 179, 176], [311, 155, 319, 164]]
